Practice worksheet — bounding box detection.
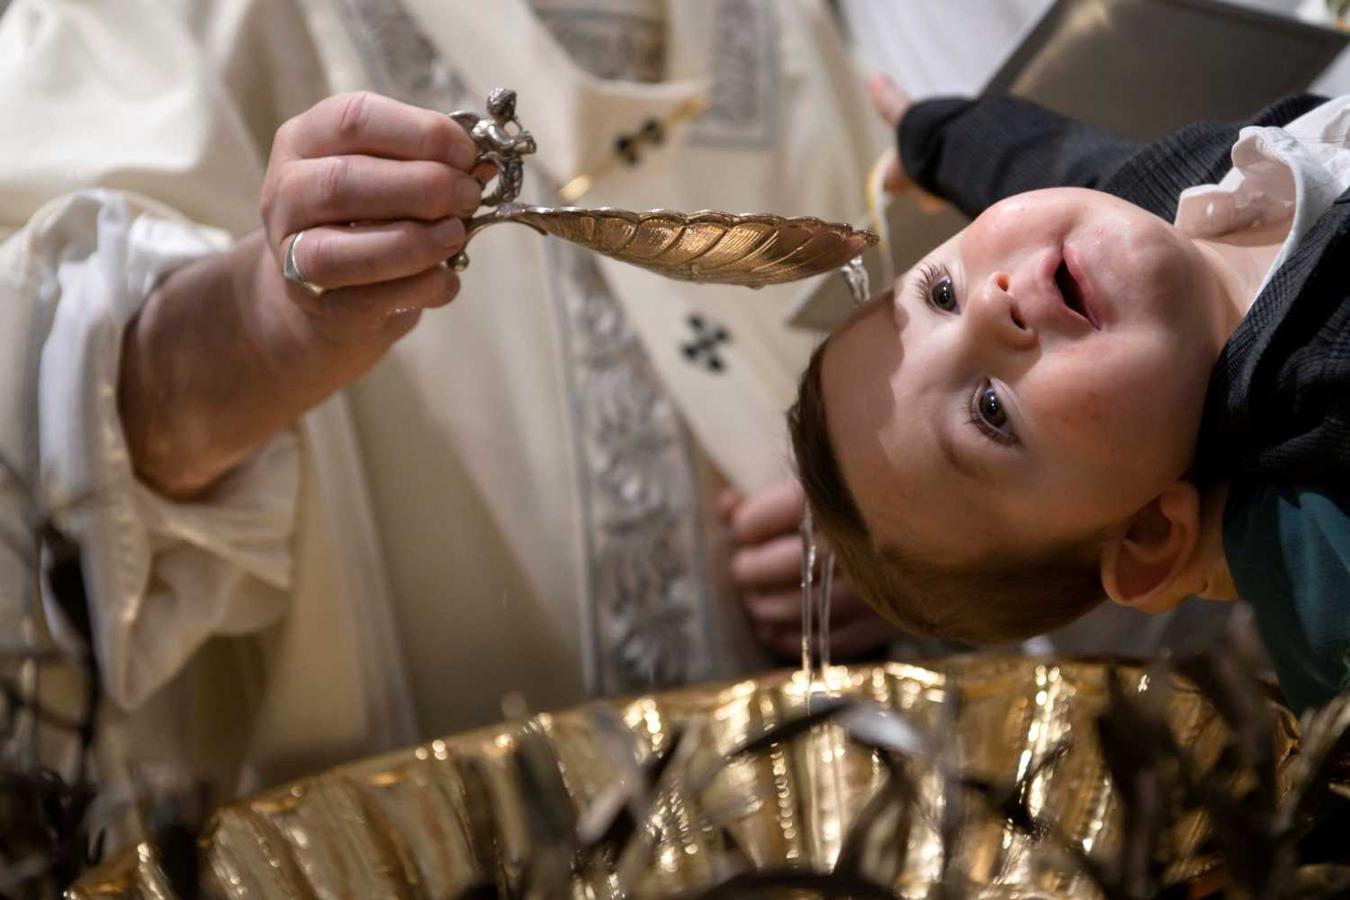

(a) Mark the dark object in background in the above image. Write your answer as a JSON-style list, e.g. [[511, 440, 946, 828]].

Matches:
[[986, 0, 1346, 141]]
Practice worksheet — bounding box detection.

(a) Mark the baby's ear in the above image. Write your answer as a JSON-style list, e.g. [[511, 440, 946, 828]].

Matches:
[[1099, 482, 1201, 614]]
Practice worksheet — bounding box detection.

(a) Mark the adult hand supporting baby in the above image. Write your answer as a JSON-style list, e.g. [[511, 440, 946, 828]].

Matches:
[[119, 92, 483, 498], [867, 72, 948, 214], [723, 477, 901, 661], [868, 73, 913, 195]]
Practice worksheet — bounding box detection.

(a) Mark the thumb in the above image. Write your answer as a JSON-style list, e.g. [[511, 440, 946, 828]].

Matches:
[[879, 148, 908, 194], [867, 72, 910, 127]]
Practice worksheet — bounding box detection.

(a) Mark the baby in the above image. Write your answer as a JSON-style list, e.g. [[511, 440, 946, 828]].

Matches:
[[792, 80, 1350, 713]]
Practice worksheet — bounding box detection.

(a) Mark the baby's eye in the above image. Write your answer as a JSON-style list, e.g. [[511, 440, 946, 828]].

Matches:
[[978, 386, 1006, 428], [971, 382, 1016, 445], [929, 276, 957, 312]]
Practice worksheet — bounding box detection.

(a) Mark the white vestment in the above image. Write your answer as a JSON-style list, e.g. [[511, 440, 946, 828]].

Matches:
[[0, 0, 879, 798]]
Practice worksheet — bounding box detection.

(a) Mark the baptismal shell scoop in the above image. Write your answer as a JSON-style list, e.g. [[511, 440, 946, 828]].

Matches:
[[447, 88, 877, 286]]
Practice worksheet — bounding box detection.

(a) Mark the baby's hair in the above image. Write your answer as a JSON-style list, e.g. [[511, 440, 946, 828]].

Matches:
[[788, 335, 1107, 644]]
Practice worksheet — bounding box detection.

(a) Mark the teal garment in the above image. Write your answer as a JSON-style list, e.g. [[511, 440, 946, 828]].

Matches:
[[1223, 482, 1350, 714]]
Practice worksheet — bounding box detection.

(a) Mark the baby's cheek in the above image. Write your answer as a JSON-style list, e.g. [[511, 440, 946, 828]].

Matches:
[[1035, 350, 1159, 462], [1052, 394, 1127, 468], [969, 196, 1044, 257]]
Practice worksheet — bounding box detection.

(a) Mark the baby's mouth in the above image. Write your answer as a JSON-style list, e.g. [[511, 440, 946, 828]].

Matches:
[[1052, 257, 1098, 329]]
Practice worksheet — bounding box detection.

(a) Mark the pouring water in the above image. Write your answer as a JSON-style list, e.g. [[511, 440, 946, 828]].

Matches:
[[798, 258, 870, 706]]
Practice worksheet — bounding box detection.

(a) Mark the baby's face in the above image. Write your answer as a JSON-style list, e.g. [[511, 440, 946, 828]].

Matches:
[[823, 188, 1226, 566]]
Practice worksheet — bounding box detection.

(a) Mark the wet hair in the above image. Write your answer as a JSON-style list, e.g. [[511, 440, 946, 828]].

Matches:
[[787, 335, 1106, 644]]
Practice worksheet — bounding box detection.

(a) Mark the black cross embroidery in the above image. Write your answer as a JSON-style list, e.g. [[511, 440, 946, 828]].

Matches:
[[681, 314, 731, 373]]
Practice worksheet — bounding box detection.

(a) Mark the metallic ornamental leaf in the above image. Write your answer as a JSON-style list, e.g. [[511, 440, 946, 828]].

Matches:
[[463, 207, 878, 287]]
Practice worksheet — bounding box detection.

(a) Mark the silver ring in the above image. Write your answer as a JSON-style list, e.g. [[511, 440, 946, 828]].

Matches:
[[282, 230, 325, 298]]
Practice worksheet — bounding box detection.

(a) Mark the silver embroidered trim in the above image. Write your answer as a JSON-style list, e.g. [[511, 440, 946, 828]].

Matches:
[[333, 0, 713, 693], [687, 0, 781, 149], [532, 5, 667, 83], [332, 0, 470, 109], [545, 239, 713, 692]]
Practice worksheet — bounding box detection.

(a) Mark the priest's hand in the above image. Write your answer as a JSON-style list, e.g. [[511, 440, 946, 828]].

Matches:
[[721, 477, 901, 661], [258, 91, 482, 345], [119, 92, 482, 498]]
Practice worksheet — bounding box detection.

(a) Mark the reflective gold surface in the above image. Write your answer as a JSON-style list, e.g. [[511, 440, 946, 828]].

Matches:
[[463, 207, 879, 286], [67, 658, 1301, 899]]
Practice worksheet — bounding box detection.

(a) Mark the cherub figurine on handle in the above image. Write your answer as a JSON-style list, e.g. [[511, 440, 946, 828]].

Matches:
[[445, 88, 876, 286], [450, 87, 536, 208]]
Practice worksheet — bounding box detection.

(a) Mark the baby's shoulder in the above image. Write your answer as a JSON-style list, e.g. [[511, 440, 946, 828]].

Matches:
[[1224, 482, 1349, 616], [1225, 481, 1350, 713]]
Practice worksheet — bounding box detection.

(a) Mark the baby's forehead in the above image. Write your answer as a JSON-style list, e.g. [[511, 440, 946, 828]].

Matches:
[[818, 301, 905, 479], [835, 291, 892, 330]]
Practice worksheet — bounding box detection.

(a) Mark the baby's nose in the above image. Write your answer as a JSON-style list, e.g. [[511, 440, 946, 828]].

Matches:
[[972, 272, 1035, 350]]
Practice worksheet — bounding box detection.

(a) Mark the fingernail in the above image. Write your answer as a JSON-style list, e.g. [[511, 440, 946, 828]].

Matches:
[[430, 217, 464, 247], [455, 177, 482, 214], [449, 140, 476, 171], [871, 71, 898, 92]]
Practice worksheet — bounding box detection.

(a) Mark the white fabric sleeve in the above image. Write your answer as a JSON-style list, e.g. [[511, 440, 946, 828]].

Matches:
[[15, 189, 298, 710]]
